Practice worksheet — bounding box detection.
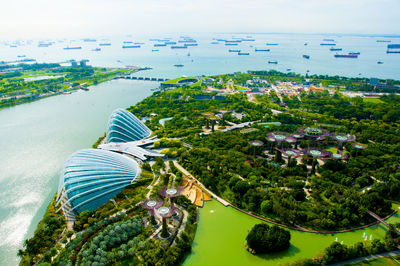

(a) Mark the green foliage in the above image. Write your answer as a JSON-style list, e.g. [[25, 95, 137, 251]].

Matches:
[[246, 223, 291, 254]]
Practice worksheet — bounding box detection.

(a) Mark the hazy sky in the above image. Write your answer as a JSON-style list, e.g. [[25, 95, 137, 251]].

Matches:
[[1, 0, 399, 38]]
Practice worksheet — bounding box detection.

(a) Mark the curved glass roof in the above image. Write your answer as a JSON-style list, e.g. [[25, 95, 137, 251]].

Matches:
[[106, 108, 151, 143], [56, 149, 141, 216]]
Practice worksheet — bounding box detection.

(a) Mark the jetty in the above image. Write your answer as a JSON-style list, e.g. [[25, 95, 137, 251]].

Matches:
[[116, 76, 170, 82]]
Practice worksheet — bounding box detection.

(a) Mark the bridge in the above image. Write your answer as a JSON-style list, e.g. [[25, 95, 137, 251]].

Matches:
[[117, 76, 170, 82], [368, 210, 399, 235]]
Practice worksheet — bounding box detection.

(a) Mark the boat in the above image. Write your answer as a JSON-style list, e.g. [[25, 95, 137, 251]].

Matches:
[[330, 48, 342, 51], [99, 43, 111, 46], [268, 61, 278, 64], [63, 46, 82, 50], [9, 45, 17, 48], [123, 41, 133, 44], [171, 45, 187, 49], [211, 42, 219, 44], [122, 45, 140, 48], [17, 55, 26, 58], [387, 44, 400, 49], [225, 43, 238, 46], [174, 64, 184, 67], [83, 38, 96, 42], [255, 48, 270, 52], [323, 39, 335, 42], [154, 43, 167, 47], [387, 50, 400, 53], [228, 49, 241, 52], [320, 43, 336, 46], [152, 49, 159, 52], [334, 54, 358, 58], [286, 69, 292, 71], [165, 41, 176, 45], [91, 48, 101, 51], [303, 55, 310, 59], [304, 43, 308, 46], [377, 61, 384, 64], [266, 43, 278, 45], [184, 43, 198, 47], [377, 40, 391, 43], [238, 52, 250, 55], [187, 52, 190, 56], [349, 52, 360, 55]]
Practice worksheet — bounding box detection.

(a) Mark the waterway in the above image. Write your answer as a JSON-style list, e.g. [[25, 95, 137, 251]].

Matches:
[[0, 79, 155, 265], [185, 200, 400, 266]]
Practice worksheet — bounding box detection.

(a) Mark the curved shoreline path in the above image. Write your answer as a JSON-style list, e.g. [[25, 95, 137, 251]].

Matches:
[[0, 79, 156, 265]]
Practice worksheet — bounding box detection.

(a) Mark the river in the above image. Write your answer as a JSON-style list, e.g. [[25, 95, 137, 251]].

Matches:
[[0, 79, 155, 265]]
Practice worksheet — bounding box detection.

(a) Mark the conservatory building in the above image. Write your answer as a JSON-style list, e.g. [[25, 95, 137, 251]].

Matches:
[[55, 149, 141, 217], [106, 108, 151, 143]]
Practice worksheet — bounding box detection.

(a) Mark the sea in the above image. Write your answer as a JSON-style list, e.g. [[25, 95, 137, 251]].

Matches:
[[0, 33, 399, 265]]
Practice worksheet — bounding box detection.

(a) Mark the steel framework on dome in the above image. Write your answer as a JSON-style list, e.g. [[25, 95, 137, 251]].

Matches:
[[106, 108, 152, 143], [55, 149, 141, 218]]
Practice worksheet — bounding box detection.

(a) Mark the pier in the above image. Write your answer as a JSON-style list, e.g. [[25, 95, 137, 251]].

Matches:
[[116, 76, 170, 82]]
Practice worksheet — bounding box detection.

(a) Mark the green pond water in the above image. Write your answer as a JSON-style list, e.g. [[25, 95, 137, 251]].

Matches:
[[185, 200, 400, 266]]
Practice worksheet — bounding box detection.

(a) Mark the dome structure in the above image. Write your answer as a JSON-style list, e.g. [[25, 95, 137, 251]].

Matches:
[[106, 108, 151, 143], [56, 149, 141, 216]]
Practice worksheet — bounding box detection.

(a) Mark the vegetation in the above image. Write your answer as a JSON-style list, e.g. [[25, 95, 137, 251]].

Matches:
[[0, 63, 131, 109], [245, 223, 291, 254]]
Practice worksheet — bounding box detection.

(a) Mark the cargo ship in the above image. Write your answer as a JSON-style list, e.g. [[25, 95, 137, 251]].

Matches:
[[225, 43, 239, 46], [174, 64, 184, 67], [388, 44, 400, 49], [387, 50, 400, 54], [266, 43, 278, 45], [154, 43, 167, 47], [184, 43, 198, 47], [99, 43, 111, 46], [303, 55, 310, 59], [63, 46, 82, 50], [122, 45, 140, 48], [228, 49, 241, 52], [330, 48, 342, 51], [171, 45, 187, 49], [268, 61, 278, 64], [349, 52, 360, 55], [255, 48, 270, 52], [320, 43, 336, 46], [377, 40, 391, 43], [238, 52, 250, 55], [334, 54, 358, 58]]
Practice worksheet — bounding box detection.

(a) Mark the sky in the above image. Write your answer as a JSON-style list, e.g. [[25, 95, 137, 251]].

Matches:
[[1, 0, 399, 39]]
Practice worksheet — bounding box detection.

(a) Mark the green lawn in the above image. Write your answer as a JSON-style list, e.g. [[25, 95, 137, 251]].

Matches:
[[363, 98, 384, 104]]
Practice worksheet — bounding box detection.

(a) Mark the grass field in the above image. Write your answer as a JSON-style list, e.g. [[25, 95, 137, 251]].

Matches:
[[363, 98, 384, 104]]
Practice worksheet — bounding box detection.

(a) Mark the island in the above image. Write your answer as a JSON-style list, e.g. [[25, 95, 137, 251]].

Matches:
[[19, 70, 400, 265]]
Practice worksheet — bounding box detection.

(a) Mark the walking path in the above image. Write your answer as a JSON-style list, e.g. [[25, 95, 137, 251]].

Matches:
[[329, 249, 400, 266], [174, 161, 230, 206]]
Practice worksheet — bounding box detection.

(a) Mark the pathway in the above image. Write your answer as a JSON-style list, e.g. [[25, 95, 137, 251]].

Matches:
[[174, 162, 230, 206]]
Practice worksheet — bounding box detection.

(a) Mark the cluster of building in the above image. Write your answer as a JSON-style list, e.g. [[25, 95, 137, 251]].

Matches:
[[56, 109, 163, 219]]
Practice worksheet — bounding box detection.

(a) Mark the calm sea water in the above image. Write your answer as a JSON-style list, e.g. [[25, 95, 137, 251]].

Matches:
[[1, 33, 399, 80], [0, 33, 399, 265]]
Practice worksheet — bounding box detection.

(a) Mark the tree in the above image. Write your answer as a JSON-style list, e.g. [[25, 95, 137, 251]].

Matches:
[[245, 223, 291, 254]]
